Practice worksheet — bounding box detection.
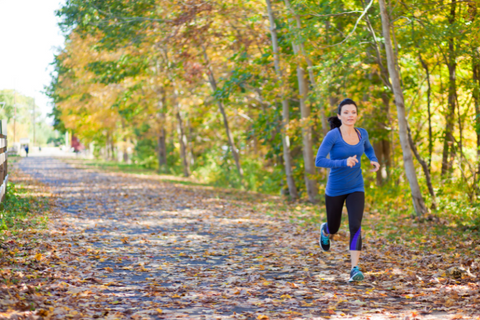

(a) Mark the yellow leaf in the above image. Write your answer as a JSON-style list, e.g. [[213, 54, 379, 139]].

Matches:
[[37, 309, 49, 316], [35, 253, 42, 261], [156, 308, 163, 314], [257, 315, 269, 320]]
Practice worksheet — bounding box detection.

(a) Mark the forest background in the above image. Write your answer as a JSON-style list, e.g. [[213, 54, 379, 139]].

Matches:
[[47, 0, 480, 224]]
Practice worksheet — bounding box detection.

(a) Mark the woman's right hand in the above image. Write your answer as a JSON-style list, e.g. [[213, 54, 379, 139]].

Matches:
[[346, 155, 358, 168]]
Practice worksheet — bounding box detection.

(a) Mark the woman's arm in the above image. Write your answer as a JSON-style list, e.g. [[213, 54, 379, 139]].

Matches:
[[363, 129, 380, 172], [363, 130, 379, 163], [315, 131, 348, 168]]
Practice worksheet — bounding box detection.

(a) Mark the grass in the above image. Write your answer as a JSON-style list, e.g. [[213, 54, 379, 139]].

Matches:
[[76, 158, 160, 175], [0, 157, 50, 239], [0, 183, 49, 233]]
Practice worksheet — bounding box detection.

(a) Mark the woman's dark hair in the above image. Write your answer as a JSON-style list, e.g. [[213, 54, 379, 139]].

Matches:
[[327, 98, 358, 129]]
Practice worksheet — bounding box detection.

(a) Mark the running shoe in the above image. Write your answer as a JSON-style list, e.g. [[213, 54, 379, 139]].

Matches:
[[349, 266, 364, 282], [319, 222, 330, 251]]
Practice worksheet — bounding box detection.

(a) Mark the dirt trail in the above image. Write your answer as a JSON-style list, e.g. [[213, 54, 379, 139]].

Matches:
[[12, 156, 475, 319]]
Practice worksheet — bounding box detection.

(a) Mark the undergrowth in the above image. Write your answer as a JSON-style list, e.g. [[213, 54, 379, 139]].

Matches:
[[0, 182, 49, 235]]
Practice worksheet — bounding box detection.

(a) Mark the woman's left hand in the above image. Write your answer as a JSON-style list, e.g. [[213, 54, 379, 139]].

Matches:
[[370, 161, 380, 172]]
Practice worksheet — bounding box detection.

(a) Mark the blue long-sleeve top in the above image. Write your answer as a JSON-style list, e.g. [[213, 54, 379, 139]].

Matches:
[[315, 127, 378, 197]]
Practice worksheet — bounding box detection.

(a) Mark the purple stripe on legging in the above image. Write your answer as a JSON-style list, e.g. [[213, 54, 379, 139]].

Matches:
[[350, 227, 361, 250], [326, 224, 331, 235]]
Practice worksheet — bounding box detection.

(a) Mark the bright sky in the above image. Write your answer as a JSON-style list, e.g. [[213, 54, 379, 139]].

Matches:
[[0, 0, 65, 119]]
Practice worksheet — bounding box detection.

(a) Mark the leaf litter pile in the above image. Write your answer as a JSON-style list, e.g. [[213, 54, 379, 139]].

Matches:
[[1, 156, 479, 319]]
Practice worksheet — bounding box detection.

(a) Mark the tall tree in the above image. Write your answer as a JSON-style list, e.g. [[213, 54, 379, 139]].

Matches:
[[472, 51, 480, 189], [441, 0, 458, 177], [201, 44, 244, 182], [284, 0, 318, 203], [265, 0, 298, 200], [156, 87, 168, 172], [378, 0, 428, 217]]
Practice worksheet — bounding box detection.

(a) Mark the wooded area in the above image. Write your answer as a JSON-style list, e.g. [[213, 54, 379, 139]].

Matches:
[[48, 0, 480, 218]]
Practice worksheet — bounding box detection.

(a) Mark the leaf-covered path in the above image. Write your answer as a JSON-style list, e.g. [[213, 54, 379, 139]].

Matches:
[[9, 157, 479, 319]]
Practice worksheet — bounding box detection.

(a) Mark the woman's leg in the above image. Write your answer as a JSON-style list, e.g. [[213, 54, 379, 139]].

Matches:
[[345, 192, 365, 268], [325, 193, 347, 236], [350, 251, 360, 268]]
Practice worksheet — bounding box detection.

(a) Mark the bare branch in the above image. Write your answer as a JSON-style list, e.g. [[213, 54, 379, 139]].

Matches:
[[315, 0, 375, 48]]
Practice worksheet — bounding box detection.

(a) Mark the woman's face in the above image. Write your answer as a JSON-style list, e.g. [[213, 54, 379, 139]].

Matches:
[[337, 104, 358, 126]]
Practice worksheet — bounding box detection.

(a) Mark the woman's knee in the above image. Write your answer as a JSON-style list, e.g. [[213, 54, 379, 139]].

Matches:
[[327, 222, 340, 235]]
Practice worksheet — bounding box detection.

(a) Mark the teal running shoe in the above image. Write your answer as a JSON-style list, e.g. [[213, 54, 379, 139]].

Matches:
[[319, 223, 330, 251], [349, 266, 364, 282]]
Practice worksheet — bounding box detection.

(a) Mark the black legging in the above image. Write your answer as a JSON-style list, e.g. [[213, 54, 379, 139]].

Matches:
[[325, 192, 364, 251]]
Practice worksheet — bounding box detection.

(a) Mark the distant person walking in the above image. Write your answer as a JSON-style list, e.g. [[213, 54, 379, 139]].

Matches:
[[315, 98, 380, 282], [25, 145, 29, 157]]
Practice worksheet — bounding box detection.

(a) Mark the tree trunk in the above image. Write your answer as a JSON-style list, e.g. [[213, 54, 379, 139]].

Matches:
[[304, 58, 328, 137], [120, 118, 128, 163], [158, 117, 167, 172], [291, 43, 318, 203], [378, 0, 428, 217], [123, 138, 128, 163], [157, 89, 168, 172], [407, 125, 437, 209], [284, 0, 328, 136], [106, 132, 110, 161], [374, 141, 385, 186], [201, 45, 244, 181], [419, 54, 433, 172], [282, 2, 318, 203], [454, 93, 466, 186], [110, 139, 115, 162], [176, 107, 190, 178], [380, 93, 392, 181], [265, 0, 298, 200], [472, 54, 480, 192], [474, 59, 480, 167], [158, 127, 166, 169], [187, 117, 195, 166], [441, 0, 457, 177], [374, 92, 392, 185], [161, 48, 190, 177], [171, 86, 190, 177]]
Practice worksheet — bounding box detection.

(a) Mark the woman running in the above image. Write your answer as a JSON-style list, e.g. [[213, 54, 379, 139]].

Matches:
[[315, 98, 380, 282]]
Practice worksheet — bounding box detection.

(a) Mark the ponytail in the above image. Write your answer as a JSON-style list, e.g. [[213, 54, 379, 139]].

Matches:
[[328, 116, 342, 129]]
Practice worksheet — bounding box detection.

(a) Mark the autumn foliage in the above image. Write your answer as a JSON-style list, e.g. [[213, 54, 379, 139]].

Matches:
[[47, 0, 480, 217]]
